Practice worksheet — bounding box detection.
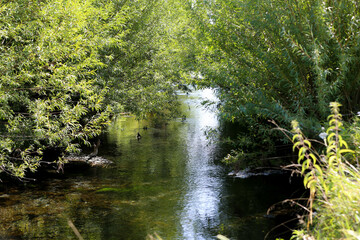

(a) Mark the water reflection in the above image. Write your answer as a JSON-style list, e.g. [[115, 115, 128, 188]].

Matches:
[[180, 89, 223, 239], [0, 88, 302, 240]]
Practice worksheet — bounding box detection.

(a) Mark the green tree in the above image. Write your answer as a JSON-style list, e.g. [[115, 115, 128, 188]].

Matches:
[[0, 0, 115, 178], [0, 0, 194, 178], [179, 0, 360, 163], [97, 0, 188, 121]]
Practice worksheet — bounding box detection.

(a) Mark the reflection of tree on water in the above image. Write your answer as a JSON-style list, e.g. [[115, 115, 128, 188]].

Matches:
[[0, 89, 301, 240]]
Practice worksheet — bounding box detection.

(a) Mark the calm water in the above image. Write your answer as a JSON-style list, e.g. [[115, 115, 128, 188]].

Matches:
[[0, 89, 302, 239]]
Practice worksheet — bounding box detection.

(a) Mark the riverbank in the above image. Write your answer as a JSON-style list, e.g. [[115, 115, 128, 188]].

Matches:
[[0, 90, 305, 239]]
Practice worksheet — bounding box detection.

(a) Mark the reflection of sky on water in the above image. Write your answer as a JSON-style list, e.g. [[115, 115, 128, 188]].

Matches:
[[180, 88, 223, 239]]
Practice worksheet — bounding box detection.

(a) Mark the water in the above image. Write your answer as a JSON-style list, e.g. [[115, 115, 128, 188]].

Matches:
[[0, 89, 303, 239]]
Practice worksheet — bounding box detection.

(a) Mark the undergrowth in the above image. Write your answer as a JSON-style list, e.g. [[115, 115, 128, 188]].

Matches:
[[281, 102, 360, 239]]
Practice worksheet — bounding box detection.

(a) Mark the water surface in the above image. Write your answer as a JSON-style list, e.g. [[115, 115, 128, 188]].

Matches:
[[0, 89, 302, 239]]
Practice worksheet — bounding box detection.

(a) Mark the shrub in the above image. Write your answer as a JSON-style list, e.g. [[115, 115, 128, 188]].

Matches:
[[289, 102, 360, 239]]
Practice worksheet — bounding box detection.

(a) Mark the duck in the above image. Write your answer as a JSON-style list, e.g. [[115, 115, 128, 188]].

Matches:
[[136, 132, 141, 141]]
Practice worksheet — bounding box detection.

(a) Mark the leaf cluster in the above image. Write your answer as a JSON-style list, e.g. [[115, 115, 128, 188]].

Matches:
[[0, 0, 185, 178], [177, 0, 360, 157], [289, 103, 360, 239]]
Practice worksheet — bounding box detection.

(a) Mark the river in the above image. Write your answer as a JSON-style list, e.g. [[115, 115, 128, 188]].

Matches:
[[0, 89, 302, 239]]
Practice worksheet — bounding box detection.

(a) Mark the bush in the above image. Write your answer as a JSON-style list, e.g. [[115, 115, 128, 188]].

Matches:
[[288, 102, 360, 239]]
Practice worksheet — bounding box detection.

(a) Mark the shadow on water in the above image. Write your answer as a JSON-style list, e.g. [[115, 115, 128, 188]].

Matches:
[[0, 89, 304, 240]]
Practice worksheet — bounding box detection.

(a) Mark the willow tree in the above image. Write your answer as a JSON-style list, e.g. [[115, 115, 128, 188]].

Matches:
[[0, 0, 193, 178], [179, 0, 360, 160], [0, 0, 117, 178], [97, 0, 187, 121]]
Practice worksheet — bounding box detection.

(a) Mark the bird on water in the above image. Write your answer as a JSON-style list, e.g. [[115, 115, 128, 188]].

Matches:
[[136, 132, 141, 141]]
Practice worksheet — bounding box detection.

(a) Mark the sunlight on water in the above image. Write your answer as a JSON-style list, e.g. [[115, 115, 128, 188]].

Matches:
[[0, 88, 302, 240], [180, 88, 223, 239]]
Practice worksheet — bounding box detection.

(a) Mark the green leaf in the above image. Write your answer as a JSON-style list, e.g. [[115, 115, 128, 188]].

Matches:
[[303, 140, 311, 148], [339, 149, 354, 154], [293, 141, 301, 151]]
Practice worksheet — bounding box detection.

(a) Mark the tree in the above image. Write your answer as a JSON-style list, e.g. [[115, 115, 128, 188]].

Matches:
[[0, 0, 194, 178], [97, 0, 187, 121], [0, 0, 120, 178], [177, 0, 360, 161]]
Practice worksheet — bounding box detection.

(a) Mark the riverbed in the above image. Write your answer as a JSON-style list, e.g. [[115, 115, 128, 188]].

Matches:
[[0, 89, 302, 239]]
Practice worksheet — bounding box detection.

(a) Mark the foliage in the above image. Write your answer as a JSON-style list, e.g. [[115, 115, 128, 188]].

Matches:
[[0, 0, 184, 178], [219, 118, 290, 169], [178, 0, 360, 162], [97, 0, 187, 121], [0, 0, 114, 178], [289, 102, 360, 239], [146, 233, 163, 240]]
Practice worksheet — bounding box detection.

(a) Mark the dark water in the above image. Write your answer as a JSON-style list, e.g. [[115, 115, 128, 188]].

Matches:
[[0, 89, 302, 239]]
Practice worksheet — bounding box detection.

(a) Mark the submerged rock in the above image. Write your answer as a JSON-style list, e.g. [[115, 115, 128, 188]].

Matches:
[[228, 167, 285, 179], [87, 156, 114, 167], [64, 155, 114, 168]]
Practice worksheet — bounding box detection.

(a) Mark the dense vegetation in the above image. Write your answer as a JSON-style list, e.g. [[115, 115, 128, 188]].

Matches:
[[2, 0, 360, 238], [182, 0, 360, 165], [0, 0, 182, 178], [287, 103, 360, 239]]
